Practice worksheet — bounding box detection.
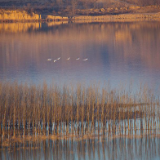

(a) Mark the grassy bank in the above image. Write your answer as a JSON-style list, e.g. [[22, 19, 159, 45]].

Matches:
[[0, 0, 160, 16], [0, 5, 160, 22], [0, 82, 160, 147]]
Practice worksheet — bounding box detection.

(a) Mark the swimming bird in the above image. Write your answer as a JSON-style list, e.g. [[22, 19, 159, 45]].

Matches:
[[47, 58, 52, 61], [67, 57, 70, 60], [83, 58, 88, 61], [54, 60, 57, 62], [76, 58, 80, 60], [57, 57, 61, 60]]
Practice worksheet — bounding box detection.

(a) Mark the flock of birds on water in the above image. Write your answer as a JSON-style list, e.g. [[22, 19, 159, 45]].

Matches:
[[47, 57, 88, 62]]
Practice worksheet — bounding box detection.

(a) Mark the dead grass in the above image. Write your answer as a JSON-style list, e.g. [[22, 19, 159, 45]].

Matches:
[[0, 81, 159, 147], [0, 5, 160, 22]]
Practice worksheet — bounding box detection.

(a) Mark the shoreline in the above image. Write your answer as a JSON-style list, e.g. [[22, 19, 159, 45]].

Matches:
[[1, 132, 160, 148], [0, 9, 160, 23]]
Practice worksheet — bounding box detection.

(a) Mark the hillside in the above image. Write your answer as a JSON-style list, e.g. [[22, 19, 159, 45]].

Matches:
[[0, 0, 160, 16]]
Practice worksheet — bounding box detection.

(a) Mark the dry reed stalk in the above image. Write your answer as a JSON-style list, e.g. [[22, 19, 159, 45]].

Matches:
[[22, 84, 28, 137], [53, 87, 57, 135], [96, 88, 100, 136], [17, 89, 21, 137], [101, 89, 105, 135], [42, 82, 47, 135], [118, 94, 122, 135], [22, 96, 26, 138], [58, 89, 61, 135], [110, 92, 114, 135], [47, 87, 52, 135], [27, 88, 31, 136], [67, 87, 71, 135], [49, 85, 54, 135], [81, 86, 85, 136], [12, 82, 18, 138], [87, 87, 91, 134], [2, 85, 9, 138], [105, 94, 109, 136], [62, 85, 66, 135], [127, 106, 130, 135], [76, 84, 81, 135], [121, 92, 127, 136], [133, 95, 137, 135], [4, 86, 10, 139], [152, 101, 156, 132], [55, 91, 59, 135], [58, 89, 63, 135], [70, 85, 74, 135], [8, 86, 13, 138], [91, 87, 96, 134], [65, 86, 70, 135], [17, 84, 21, 136], [31, 85, 36, 136], [37, 85, 41, 135]]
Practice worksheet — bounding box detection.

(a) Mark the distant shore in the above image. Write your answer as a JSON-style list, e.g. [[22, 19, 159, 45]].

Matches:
[[0, 5, 160, 23]]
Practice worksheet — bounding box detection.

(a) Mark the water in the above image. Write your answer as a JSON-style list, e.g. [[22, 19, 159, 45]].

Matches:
[[0, 22, 160, 91], [0, 21, 160, 160], [1, 137, 160, 160]]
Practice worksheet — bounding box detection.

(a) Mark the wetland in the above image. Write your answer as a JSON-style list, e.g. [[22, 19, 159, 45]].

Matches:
[[0, 19, 160, 160]]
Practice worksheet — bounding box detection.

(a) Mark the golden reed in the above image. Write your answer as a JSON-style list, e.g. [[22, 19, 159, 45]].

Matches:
[[0, 81, 159, 146]]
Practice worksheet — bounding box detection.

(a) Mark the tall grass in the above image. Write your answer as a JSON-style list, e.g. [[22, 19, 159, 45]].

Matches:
[[0, 81, 159, 146]]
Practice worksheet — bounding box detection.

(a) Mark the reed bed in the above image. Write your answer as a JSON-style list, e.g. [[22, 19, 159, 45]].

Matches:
[[0, 81, 160, 147]]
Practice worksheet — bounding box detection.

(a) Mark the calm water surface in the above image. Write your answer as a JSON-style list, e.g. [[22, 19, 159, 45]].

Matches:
[[0, 21, 160, 160], [0, 22, 160, 92], [1, 137, 160, 160]]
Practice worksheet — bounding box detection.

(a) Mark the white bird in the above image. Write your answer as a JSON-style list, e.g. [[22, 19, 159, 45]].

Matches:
[[76, 58, 80, 60], [57, 57, 61, 60], [67, 57, 70, 60], [47, 58, 52, 61], [83, 58, 88, 61], [54, 60, 57, 62]]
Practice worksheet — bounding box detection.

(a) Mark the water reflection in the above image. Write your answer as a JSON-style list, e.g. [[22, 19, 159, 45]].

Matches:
[[1, 137, 160, 160], [0, 22, 41, 33], [0, 22, 160, 90], [0, 22, 160, 160]]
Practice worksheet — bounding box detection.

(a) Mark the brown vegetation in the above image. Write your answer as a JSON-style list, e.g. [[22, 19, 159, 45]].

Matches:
[[0, 81, 159, 147], [0, 3, 160, 22]]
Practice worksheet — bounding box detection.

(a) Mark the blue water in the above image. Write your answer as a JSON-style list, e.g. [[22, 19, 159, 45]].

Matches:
[[0, 22, 160, 93]]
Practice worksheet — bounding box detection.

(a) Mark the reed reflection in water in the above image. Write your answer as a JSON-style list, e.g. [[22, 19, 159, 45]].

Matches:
[[0, 22, 160, 91], [1, 137, 160, 160]]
